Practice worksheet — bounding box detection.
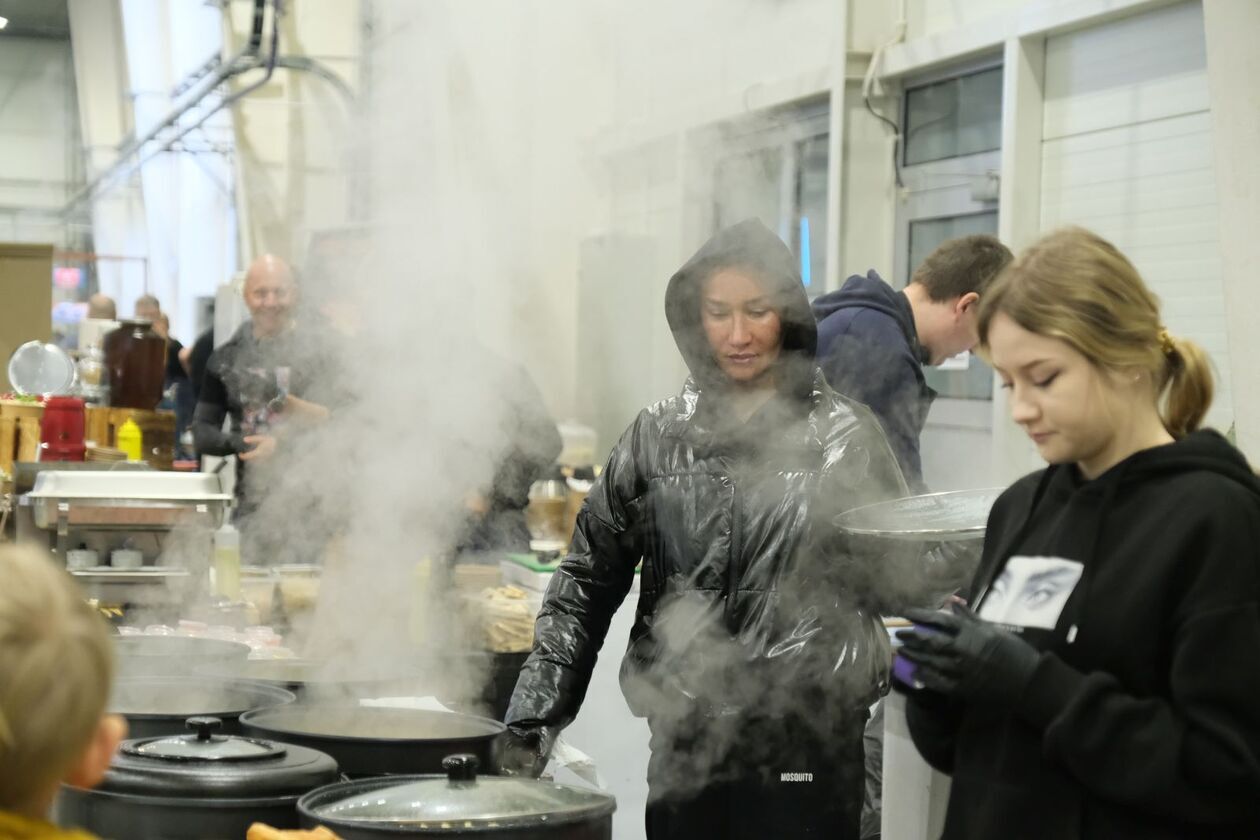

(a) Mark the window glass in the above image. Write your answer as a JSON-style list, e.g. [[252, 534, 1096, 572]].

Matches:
[[904, 67, 1003, 165]]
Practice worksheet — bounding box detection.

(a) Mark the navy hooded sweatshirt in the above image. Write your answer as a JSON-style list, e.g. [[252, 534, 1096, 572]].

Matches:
[[906, 430, 1260, 839], [812, 271, 936, 491]]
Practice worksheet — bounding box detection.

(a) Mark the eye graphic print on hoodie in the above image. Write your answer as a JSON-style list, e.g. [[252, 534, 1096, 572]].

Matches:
[[977, 555, 1084, 633]]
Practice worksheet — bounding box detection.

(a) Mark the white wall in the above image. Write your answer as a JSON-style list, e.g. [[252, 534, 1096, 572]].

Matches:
[[1040, 1, 1232, 432], [1204, 0, 1260, 460], [583, 0, 902, 450], [0, 36, 80, 244]]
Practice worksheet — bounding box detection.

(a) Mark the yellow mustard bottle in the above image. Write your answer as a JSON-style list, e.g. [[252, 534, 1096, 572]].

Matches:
[[116, 417, 143, 461]]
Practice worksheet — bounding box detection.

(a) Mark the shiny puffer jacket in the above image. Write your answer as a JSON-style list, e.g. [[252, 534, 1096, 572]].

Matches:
[[506, 220, 916, 740]]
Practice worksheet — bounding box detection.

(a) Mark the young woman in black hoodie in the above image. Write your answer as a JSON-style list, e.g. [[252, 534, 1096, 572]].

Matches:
[[896, 227, 1260, 839]]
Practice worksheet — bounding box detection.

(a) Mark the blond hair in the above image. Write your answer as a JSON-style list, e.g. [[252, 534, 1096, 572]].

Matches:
[[0, 546, 114, 809], [978, 227, 1213, 438]]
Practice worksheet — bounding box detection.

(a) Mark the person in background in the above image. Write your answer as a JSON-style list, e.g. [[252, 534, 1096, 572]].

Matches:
[[896, 227, 1260, 838], [152, 314, 194, 460], [86, 294, 115, 321], [457, 355, 562, 553], [192, 255, 332, 532], [812, 235, 1013, 492], [812, 235, 1012, 839], [504, 220, 917, 839], [134, 294, 160, 324], [0, 545, 125, 840], [181, 326, 216, 401], [134, 296, 193, 456]]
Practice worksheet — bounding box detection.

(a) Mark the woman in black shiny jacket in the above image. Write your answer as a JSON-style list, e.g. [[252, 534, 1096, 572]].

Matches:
[[504, 220, 917, 839]]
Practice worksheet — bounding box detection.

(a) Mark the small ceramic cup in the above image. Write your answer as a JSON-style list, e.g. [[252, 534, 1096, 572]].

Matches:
[[65, 549, 99, 570], [111, 549, 144, 570]]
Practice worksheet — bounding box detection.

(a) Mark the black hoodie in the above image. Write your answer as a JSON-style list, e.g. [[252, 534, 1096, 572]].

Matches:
[[811, 271, 936, 490], [906, 430, 1260, 839]]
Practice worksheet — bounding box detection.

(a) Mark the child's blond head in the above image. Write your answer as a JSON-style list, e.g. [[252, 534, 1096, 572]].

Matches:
[[0, 545, 115, 809]]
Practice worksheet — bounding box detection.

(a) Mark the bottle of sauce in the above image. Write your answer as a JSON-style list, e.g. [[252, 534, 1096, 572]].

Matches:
[[116, 417, 143, 461], [213, 522, 242, 600]]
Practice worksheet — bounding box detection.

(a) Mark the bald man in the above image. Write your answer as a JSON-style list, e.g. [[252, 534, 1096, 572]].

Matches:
[[192, 255, 333, 536], [87, 293, 116, 320]]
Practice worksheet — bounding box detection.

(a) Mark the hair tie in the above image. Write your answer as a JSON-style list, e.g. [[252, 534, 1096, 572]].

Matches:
[[1158, 327, 1176, 356]]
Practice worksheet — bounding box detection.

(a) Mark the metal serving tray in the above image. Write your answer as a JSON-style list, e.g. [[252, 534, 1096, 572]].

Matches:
[[24, 471, 231, 531], [834, 487, 1004, 542]]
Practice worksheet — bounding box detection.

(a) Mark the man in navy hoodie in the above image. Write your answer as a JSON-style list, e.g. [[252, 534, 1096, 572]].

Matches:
[[815, 235, 1011, 840], [812, 235, 1012, 492]]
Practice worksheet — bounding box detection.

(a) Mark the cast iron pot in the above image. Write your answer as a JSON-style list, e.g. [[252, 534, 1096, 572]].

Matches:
[[298, 754, 614, 840], [56, 716, 341, 838], [111, 675, 296, 738], [115, 635, 251, 677], [240, 704, 506, 777]]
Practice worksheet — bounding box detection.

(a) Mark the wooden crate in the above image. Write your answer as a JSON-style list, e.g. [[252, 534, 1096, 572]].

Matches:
[[84, 406, 176, 470]]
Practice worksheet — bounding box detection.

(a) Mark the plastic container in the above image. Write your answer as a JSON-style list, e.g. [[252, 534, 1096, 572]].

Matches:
[[213, 523, 242, 601], [556, 420, 597, 468], [40, 396, 86, 462], [116, 418, 143, 462], [103, 320, 165, 410]]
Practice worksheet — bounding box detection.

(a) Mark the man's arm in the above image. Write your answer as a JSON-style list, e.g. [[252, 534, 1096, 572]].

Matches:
[[191, 366, 247, 457], [818, 312, 928, 491]]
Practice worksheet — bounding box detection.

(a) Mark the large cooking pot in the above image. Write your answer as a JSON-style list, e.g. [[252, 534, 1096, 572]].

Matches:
[[56, 716, 340, 838], [111, 676, 295, 738], [195, 657, 433, 700], [298, 754, 614, 839], [115, 635, 251, 677], [240, 704, 506, 777]]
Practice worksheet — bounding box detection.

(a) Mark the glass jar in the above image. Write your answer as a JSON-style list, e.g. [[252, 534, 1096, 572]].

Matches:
[[104, 320, 165, 410]]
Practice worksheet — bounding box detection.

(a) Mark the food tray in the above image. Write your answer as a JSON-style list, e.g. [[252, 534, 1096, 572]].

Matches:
[[27, 471, 230, 501], [70, 567, 191, 584]]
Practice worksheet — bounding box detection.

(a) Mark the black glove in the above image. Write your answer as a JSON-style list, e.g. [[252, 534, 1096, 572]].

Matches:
[[896, 603, 1042, 707], [496, 724, 552, 778]]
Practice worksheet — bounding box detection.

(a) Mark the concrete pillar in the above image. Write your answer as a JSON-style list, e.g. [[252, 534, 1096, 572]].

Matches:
[[1203, 0, 1260, 460], [67, 0, 148, 304], [992, 35, 1047, 484]]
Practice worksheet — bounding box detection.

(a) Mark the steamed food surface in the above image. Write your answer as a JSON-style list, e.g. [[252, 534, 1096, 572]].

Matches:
[[250, 705, 504, 739]]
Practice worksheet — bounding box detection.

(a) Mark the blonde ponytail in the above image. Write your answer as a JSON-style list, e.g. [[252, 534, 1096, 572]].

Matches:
[[1162, 334, 1213, 438]]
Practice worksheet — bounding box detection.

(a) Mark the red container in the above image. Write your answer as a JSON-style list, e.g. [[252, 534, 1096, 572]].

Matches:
[[104, 320, 166, 410], [40, 396, 86, 462]]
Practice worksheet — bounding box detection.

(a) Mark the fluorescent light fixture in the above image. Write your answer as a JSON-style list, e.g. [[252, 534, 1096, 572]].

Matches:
[[0, 17, 8, 30]]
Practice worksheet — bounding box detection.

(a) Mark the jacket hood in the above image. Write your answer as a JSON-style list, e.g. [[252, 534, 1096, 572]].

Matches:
[[1100, 428, 1260, 495], [666, 219, 816, 400], [811, 270, 917, 346]]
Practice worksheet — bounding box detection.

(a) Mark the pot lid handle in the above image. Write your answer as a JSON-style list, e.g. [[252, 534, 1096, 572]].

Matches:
[[186, 716, 224, 742], [443, 753, 479, 783]]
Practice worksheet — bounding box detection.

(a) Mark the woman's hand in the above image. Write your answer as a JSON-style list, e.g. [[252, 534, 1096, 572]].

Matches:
[[896, 603, 1042, 706]]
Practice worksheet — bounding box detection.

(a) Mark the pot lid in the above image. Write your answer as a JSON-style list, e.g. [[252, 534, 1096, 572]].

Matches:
[[308, 755, 614, 829], [8, 340, 76, 396], [109, 675, 293, 717], [834, 487, 1004, 542], [124, 717, 285, 762], [99, 717, 339, 800]]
